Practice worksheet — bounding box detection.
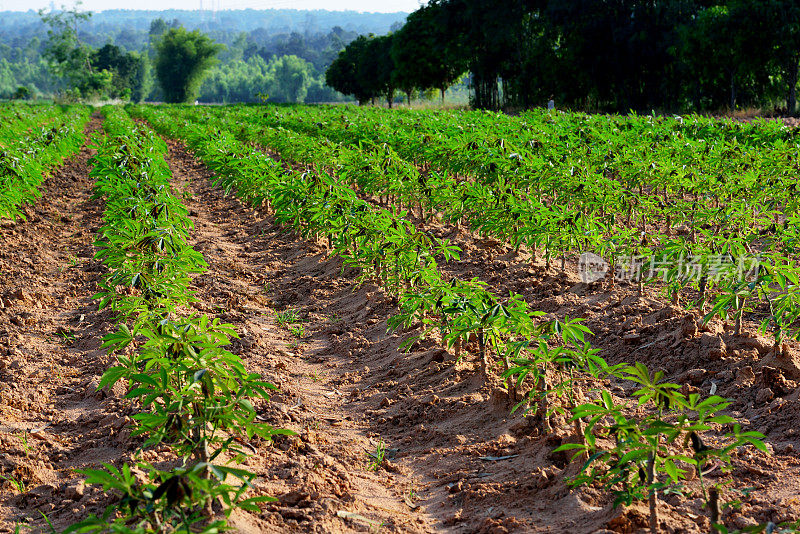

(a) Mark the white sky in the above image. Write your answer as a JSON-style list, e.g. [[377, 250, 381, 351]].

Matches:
[[0, 0, 422, 12]]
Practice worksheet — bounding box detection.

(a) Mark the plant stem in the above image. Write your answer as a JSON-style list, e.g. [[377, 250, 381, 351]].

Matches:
[[708, 487, 720, 533], [478, 329, 489, 378], [734, 298, 744, 336], [647, 451, 658, 533], [539, 372, 551, 433]]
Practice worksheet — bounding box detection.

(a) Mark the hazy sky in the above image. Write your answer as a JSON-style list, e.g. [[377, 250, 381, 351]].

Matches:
[[0, 0, 422, 12]]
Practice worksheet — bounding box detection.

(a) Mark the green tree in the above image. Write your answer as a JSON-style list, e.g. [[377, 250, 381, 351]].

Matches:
[[130, 52, 154, 103], [91, 44, 151, 101], [677, 2, 774, 111], [199, 55, 273, 103], [149, 18, 169, 42], [269, 54, 312, 103], [324, 34, 395, 105], [679, 5, 743, 111], [392, 2, 466, 103], [361, 34, 396, 106], [326, 35, 374, 104], [11, 86, 31, 100], [763, 0, 800, 114], [154, 27, 223, 103], [39, 3, 113, 98]]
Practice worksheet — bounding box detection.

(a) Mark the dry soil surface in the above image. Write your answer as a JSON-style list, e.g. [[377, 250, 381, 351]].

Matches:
[[0, 119, 799, 533]]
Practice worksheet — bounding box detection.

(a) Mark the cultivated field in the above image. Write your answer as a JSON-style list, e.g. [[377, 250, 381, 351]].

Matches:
[[1, 102, 799, 533]]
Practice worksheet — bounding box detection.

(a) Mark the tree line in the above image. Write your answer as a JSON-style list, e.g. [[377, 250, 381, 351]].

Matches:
[[326, 0, 800, 113], [1, 8, 400, 103], [28, 7, 208, 103]]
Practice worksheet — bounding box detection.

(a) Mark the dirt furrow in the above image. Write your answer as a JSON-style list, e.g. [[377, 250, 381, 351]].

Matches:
[[158, 135, 800, 534], [165, 139, 439, 533], [159, 139, 626, 533], [2, 112, 797, 533], [0, 115, 138, 531]]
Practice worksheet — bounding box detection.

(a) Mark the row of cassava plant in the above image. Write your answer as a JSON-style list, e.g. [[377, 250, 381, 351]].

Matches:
[[151, 108, 754, 269], [138, 104, 781, 533], [144, 105, 800, 354], [131, 108, 770, 398], [198, 104, 799, 246], [129, 105, 601, 411], [233, 104, 799, 207], [289, 107, 800, 355], [0, 103, 90, 220], [0, 101, 59, 135], [130, 106, 588, 432], [553, 363, 767, 533], [134, 106, 636, 282], [66, 107, 287, 533]]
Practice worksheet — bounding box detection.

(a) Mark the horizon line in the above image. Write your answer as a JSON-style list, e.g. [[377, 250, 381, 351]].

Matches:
[[0, 7, 411, 14]]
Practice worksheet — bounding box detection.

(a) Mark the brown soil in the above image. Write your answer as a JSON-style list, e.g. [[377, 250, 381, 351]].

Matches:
[[0, 114, 134, 530], [1, 120, 799, 533], [158, 139, 800, 533], [166, 140, 437, 533]]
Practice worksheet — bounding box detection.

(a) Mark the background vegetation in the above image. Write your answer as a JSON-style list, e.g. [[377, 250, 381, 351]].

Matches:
[[0, 7, 406, 103], [327, 0, 800, 114], [4, 2, 800, 114]]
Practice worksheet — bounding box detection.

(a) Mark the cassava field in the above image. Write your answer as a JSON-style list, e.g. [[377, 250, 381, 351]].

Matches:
[[2, 102, 800, 533]]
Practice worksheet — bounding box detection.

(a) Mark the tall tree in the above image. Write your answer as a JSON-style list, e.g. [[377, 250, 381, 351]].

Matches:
[[764, 0, 800, 114], [435, 0, 533, 110], [130, 52, 154, 103], [361, 34, 396, 106], [91, 44, 149, 100], [326, 35, 376, 104], [269, 55, 312, 103], [391, 2, 466, 103], [39, 4, 112, 98], [678, 2, 773, 111], [154, 27, 223, 103]]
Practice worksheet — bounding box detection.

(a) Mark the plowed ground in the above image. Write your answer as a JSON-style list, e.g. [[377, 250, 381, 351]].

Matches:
[[0, 117, 798, 533]]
